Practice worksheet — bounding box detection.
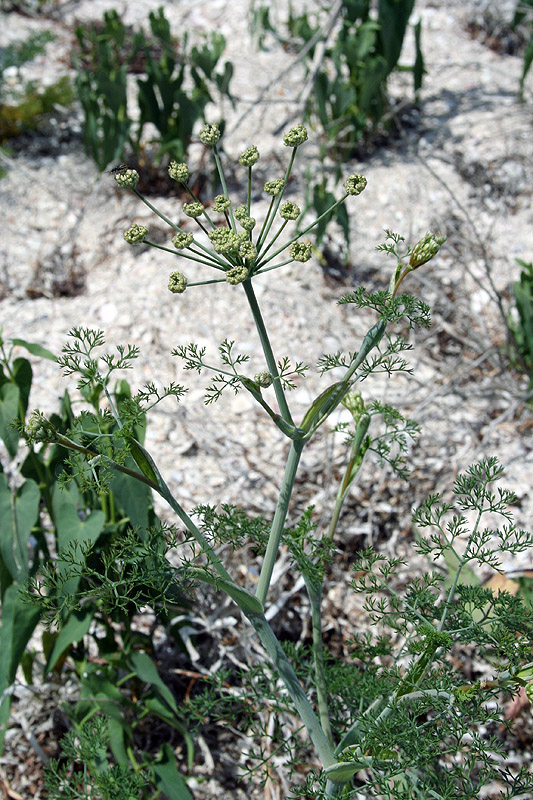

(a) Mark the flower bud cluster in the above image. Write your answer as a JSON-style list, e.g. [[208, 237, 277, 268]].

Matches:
[[289, 240, 312, 262], [344, 174, 367, 196], [239, 241, 257, 261], [226, 266, 249, 285], [168, 162, 189, 182], [239, 145, 259, 167], [172, 232, 194, 250], [168, 272, 188, 293], [283, 124, 308, 148], [114, 169, 139, 189], [213, 195, 231, 212], [199, 122, 220, 146], [409, 231, 447, 269], [264, 179, 285, 196], [183, 202, 204, 219], [25, 410, 59, 443], [124, 224, 148, 245], [208, 228, 244, 255], [115, 124, 378, 297], [254, 371, 273, 388], [280, 201, 300, 221], [342, 390, 364, 417]]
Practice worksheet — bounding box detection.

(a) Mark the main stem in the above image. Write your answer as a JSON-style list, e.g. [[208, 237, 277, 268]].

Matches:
[[256, 438, 304, 605], [242, 279, 295, 428]]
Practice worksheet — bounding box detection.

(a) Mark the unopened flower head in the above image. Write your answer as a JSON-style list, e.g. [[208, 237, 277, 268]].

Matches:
[[213, 195, 231, 212], [289, 240, 312, 262], [114, 169, 139, 189], [208, 228, 241, 255], [283, 124, 308, 148], [254, 371, 273, 388], [168, 161, 189, 182], [124, 224, 148, 245], [172, 231, 194, 250], [409, 231, 447, 269], [342, 390, 364, 418], [239, 241, 257, 261], [234, 205, 248, 221], [239, 145, 259, 167], [199, 122, 220, 146], [168, 272, 187, 294], [344, 174, 367, 196], [280, 201, 300, 221], [226, 266, 249, 285], [264, 179, 285, 197], [183, 202, 204, 219], [25, 410, 59, 443], [240, 216, 256, 231]]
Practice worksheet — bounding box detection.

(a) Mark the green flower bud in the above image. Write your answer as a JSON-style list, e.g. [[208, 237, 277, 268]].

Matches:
[[289, 240, 312, 262], [208, 228, 241, 254], [199, 122, 220, 146], [183, 202, 204, 219], [239, 145, 259, 167], [226, 266, 249, 285], [25, 410, 59, 443], [344, 174, 367, 196], [213, 195, 231, 212], [342, 390, 364, 417], [168, 272, 187, 293], [283, 124, 308, 148], [114, 169, 139, 189], [409, 231, 446, 268], [264, 179, 285, 196], [254, 371, 272, 388], [239, 241, 257, 261], [168, 161, 189, 182], [172, 231, 194, 250], [234, 205, 247, 221], [240, 216, 256, 231], [124, 224, 148, 245], [280, 201, 300, 221]]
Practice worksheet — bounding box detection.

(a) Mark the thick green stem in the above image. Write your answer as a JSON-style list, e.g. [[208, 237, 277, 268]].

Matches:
[[256, 439, 303, 605], [246, 610, 336, 770], [242, 279, 295, 428], [307, 581, 334, 747]]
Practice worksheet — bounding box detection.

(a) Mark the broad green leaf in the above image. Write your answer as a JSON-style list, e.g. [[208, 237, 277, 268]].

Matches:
[[0, 383, 20, 457], [152, 743, 194, 800], [46, 608, 94, 673], [53, 483, 105, 595], [0, 475, 40, 581], [109, 459, 155, 535], [128, 650, 177, 713], [0, 584, 41, 752], [11, 339, 57, 361]]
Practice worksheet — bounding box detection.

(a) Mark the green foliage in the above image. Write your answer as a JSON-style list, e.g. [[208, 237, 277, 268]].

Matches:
[[44, 716, 194, 800], [0, 32, 73, 140], [4, 127, 532, 798], [74, 7, 234, 170], [508, 258, 533, 389], [0, 333, 192, 781], [253, 1, 423, 259]]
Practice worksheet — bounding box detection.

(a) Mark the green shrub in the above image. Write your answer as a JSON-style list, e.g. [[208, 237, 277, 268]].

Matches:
[[0, 31, 72, 141], [74, 7, 234, 171]]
